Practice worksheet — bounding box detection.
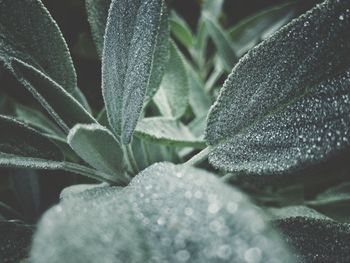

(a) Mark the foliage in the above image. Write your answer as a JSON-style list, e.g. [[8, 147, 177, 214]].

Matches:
[[0, 0, 350, 262]]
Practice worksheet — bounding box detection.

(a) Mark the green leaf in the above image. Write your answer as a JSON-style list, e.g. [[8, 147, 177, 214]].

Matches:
[[67, 124, 127, 178], [206, 0, 350, 175], [14, 104, 65, 138], [0, 0, 90, 109], [229, 2, 296, 57], [85, 0, 111, 57], [10, 59, 96, 133], [274, 217, 350, 262], [307, 182, 350, 222], [134, 117, 205, 148], [269, 205, 330, 220], [153, 41, 189, 119], [202, 0, 224, 20], [186, 62, 211, 117], [0, 221, 33, 262], [102, 0, 170, 144], [203, 13, 237, 71], [30, 163, 293, 263], [169, 11, 193, 48], [0, 115, 63, 162], [0, 115, 118, 183]]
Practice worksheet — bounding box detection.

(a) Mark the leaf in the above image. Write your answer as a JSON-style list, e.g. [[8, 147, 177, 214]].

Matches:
[[186, 62, 211, 117], [153, 41, 189, 119], [68, 124, 126, 178], [0, 115, 118, 183], [10, 59, 96, 133], [229, 2, 296, 57], [0, 221, 33, 262], [14, 104, 65, 138], [206, 0, 350, 176], [85, 0, 111, 56], [169, 11, 193, 48], [134, 117, 205, 148], [307, 182, 350, 222], [30, 163, 293, 263], [60, 183, 109, 200], [102, 0, 170, 144], [269, 205, 330, 220], [203, 13, 237, 71], [0, 115, 63, 161], [274, 217, 350, 262], [202, 0, 224, 20], [0, 0, 89, 109]]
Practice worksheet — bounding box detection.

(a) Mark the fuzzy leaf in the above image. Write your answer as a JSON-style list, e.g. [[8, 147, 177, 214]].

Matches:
[[68, 124, 126, 178], [102, 0, 170, 144], [0, 115, 63, 162], [203, 13, 237, 71], [31, 163, 293, 263], [85, 0, 111, 56], [0, 0, 89, 109], [206, 0, 350, 175], [0, 221, 33, 262], [14, 104, 65, 138], [10, 59, 96, 133], [229, 2, 295, 57], [153, 41, 189, 119], [274, 217, 350, 262], [202, 0, 224, 20], [134, 117, 205, 148]]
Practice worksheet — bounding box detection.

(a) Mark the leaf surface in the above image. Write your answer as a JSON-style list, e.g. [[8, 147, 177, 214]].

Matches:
[[30, 163, 293, 263], [206, 0, 350, 175], [0, 0, 89, 109], [102, 0, 169, 143], [85, 0, 111, 56], [68, 124, 126, 177]]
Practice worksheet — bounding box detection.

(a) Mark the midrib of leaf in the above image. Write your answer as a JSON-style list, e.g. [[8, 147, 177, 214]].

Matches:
[[122, 0, 166, 131]]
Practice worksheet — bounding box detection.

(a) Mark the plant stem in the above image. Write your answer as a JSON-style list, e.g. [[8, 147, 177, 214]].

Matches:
[[184, 146, 210, 166], [125, 144, 139, 174]]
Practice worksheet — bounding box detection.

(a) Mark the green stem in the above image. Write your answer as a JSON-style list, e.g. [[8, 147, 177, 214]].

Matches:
[[184, 146, 210, 166], [125, 144, 139, 174]]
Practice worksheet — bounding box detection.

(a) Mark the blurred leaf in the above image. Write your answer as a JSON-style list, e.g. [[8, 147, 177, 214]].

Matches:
[[229, 2, 296, 56], [68, 124, 127, 180], [85, 0, 111, 56], [274, 217, 350, 262], [203, 13, 237, 71], [202, 0, 224, 20], [0, 220, 33, 262], [10, 59, 96, 133], [60, 183, 109, 200], [102, 0, 170, 144], [153, 42, 189, 119], [307, 182, 350, 222], [169, 11, 193, 48], [206, 0, 350, 175], [31, 163, 293, 263], [135, 117, 205, 148], [0, 0, 90, 110], [186, 62, 211, 117], [10, 169, 40, 220]]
